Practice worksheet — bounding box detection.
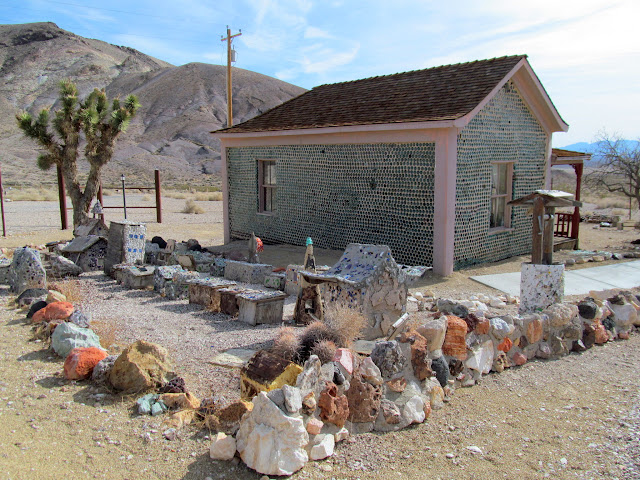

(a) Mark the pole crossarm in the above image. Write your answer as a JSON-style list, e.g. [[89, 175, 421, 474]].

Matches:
[[221, 26, 242, 128]]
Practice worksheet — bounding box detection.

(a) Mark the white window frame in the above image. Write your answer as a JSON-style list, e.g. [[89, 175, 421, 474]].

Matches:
[[489, 161, 514, 231], [258, 159, 277, 214]]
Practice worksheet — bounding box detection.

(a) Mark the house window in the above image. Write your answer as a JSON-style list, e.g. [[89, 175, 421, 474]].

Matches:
[[490, 162, 513, 229], [259, 160, 277, 213]]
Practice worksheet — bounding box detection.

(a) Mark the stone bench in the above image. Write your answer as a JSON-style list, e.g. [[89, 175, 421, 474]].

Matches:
[[224, 260, 273, 284], [187, 278, 238, 308], [236, 290, 289, 326]]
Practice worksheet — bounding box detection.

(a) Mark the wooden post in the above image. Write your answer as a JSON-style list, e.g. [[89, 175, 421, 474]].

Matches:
[[155, 169, 162, 223], [532, 196, 544, 264], [572, 163, 583, 243], [97, 182, 105, 222], [57, 165, 68, 230], [221, 27, 242, 128], [0, 164, 6, 237], [543, 206, 555, 265]]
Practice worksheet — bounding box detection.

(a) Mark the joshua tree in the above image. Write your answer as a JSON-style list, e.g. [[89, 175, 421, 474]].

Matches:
[[17, 79, 140, 227]]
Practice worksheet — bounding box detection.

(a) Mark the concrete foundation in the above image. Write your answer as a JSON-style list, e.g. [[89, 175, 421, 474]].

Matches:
[[519, 262, 565, 313], [120, 266, 155, 289]]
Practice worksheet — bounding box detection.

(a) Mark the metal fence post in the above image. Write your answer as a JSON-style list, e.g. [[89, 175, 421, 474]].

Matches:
[[155, 169, 162, 223]]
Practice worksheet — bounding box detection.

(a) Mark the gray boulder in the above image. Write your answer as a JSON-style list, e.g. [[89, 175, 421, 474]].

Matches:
[[50, 255, 83, 277], [9, 248, 46, 294]]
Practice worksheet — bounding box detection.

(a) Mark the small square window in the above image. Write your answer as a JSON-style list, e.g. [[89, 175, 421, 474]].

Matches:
[[258, 160, 277, 213]]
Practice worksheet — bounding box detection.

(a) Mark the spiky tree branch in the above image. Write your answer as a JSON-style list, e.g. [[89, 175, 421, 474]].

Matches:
[[585, 132, 640, 210]]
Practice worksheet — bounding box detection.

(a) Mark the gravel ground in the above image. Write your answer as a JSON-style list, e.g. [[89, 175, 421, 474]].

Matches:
[[1, 197, 640, 479]]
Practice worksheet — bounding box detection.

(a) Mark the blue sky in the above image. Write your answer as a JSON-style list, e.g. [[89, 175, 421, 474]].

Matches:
[[3, 0, 639, 146]]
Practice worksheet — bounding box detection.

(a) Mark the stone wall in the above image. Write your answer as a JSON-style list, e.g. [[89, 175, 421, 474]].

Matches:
[[454, 81, 548, 267], [227, 143, 436, 266]]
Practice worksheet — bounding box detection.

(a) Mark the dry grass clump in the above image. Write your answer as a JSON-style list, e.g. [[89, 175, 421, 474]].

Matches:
[[90, 318, 120, 351], [48, 279, 85, 303], [311, 339, 337, 364], [194, 192, 223, 201], [181, 199, 204, 214], [7, 187, 58, 202], [271, 326, 299, 362], [322, 305, 366, 348], [166, 190, 188, 199]]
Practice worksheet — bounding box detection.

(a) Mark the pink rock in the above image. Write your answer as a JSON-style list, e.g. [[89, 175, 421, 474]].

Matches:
[[64, 347, 108, 380], [306, 417, 323, 435], [333, 348, 354, 375], [512, 352, 527, 366], [618, 332, 630, 340]]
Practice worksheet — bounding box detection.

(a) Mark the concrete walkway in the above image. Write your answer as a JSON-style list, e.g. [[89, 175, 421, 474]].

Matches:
[[470, 260, 640, 296]]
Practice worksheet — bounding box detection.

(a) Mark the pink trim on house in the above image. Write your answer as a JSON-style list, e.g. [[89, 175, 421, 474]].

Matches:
[[433, 128, 458, 276]]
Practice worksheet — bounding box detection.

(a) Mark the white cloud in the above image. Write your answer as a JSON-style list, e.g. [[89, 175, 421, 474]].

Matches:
[[304, 26, 332, 39], [299, 42, 360, 74]]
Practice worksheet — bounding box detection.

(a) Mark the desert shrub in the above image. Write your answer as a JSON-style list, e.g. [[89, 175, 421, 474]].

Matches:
[[165, 190, 188, 199], [322, 305, 366, 348], [311, 339, 337, 364], [195, 192, 223, 201], [182, 199, 204, 214], [298, 321, 341, 362], [141, 194, 151, 202], [271, 326, 299, 362]]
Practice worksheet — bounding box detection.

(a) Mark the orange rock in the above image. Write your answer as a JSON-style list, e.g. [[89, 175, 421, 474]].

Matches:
[[63, 347, 108, 380], [423, 402, 432, 419], [497, 338, 513, 352], [318, 382, 349, 428], [160, 392, 201, 410], [594, 322, 609, 344], [386, 377, 407, 393], [442, 315, 468, 360], [525, 318, 543, 344], [618, 332, 630, 340], [475, 319, 490, 335], [512, 352, 527, 366], [32, 301, 74, 324]]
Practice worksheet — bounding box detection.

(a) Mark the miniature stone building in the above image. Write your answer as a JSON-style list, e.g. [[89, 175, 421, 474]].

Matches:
[[104, 221, 146, 276], [300, 243, 408, 340], [215, 55, 569, 276], [61, 236, 108, 272], [73, 218, 108, 238]]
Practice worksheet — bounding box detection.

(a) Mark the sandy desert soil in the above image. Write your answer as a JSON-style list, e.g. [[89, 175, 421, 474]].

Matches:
[[0, 196, 639, 480]]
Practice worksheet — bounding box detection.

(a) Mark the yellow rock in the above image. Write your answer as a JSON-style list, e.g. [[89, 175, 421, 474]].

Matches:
[[240, 350, 303, 400], [160, 392, 201, 410]]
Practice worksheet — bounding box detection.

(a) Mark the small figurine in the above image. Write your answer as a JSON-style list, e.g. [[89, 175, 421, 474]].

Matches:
[[303, 237, 316, 272], [248, 232, 263, 263]]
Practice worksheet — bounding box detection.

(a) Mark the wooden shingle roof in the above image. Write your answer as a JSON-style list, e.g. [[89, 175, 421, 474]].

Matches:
[[218, 55, 527, 134]]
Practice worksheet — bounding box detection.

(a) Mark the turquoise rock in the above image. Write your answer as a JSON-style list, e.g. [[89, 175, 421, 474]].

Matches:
[[136, 393, 158, 415], [151, 400, 167, 416], [50, 322, 102, 358]]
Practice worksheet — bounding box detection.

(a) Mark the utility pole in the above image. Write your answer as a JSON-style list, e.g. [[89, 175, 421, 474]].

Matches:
[[221, 26, 242, 128]]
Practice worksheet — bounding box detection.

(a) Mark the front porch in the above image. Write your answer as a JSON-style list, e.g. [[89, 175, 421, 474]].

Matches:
[[550, 148, 591, 250]]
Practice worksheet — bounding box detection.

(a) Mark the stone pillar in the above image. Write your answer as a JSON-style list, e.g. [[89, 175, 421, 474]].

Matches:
[[104, 220, 147, 275], [519, 262, 564, 313]]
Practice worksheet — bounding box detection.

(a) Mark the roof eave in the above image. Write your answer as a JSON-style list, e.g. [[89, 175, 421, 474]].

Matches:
[[213, 119, 457, 140], [453, 58, 568, 134]]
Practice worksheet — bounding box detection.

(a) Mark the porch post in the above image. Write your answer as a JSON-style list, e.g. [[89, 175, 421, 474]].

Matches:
[[433, 129, 457, 276], [572, 163, 583, 243]]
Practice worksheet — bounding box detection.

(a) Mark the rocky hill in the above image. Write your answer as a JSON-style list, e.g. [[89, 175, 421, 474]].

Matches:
[[0, 22, 306, 187]]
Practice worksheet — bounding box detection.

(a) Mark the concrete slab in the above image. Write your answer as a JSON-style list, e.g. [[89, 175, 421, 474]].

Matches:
[[471, 260, 640, 296], [210, 348, 256, 368]]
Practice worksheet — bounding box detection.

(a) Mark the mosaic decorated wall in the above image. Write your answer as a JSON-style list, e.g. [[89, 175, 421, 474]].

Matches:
[[227, 143, 436, 265], [454, 81, 548, 267]]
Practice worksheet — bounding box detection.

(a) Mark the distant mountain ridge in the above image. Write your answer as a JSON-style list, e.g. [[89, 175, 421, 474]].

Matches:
[[560, 140, 639, 162], [0, 22, 306, 187]]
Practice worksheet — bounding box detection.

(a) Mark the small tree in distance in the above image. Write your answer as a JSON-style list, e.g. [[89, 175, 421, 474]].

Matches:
[[585, 132, 640, 210], [17, 79, 140, 227]]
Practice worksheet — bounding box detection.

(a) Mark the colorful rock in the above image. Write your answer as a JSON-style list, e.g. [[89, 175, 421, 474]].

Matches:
[[442, 316, 468, 360], [497, 337, 513, 352], [345, 375, 382, 423], [32, 301, 75, 324], [63, 346, 108, 380], [318, 382, 349, 428]]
